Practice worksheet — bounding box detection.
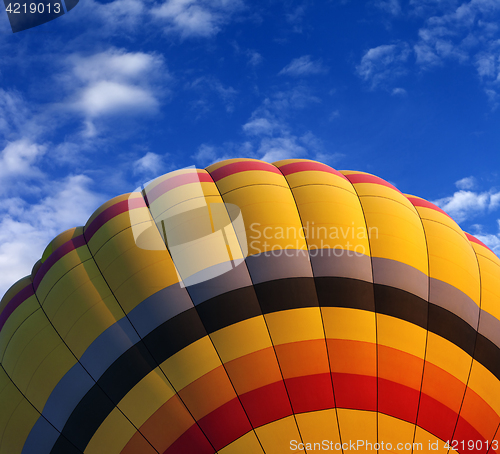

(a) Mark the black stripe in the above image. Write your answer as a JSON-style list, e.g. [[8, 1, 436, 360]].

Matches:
[[55, 386, 116, 452], [254, 277, 319, 314], [144, 307, 207, 362], [51, 277, 498, 453], [474, 334, 500, 379], [374, 284, 428, 330], [316, 276, 375, 311], [55, 308, 207, 454], [428, 303, 477, 357], [195, 286, 262, 333]]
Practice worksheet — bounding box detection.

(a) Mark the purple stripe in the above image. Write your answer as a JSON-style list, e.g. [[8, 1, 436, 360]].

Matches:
[[0, 285, 35, 332], [33, 235, 87, 291], [85, 197, 146, 240], [33, 196, 147, 293]]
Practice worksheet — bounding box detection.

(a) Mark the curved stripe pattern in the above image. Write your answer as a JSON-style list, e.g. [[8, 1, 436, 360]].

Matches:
[[1, 159, 500, 454]]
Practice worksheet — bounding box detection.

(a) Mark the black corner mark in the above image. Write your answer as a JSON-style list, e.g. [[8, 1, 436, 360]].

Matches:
[[3, 0, 79, 33]]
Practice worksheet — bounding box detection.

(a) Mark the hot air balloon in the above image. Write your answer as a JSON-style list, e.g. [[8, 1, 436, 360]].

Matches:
[[0, 158, 499, 454]]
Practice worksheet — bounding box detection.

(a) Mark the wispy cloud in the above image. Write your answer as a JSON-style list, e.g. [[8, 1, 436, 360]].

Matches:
[[357, 43, 410, 89], [412, 0, 500, 104], [433, 176, 500, 223], [134, 152, 166, 177], [455, 176, 477, 190], [0, 140, 46, 192], [0, 175, 105, 298], [279, 55, 327, 77], [392, 87, 407, 96], [257, 136, 308, 162], [188, 76, 238, 114], [68, 49, 165, 115], [375, 0, 401, 16], [247, 50, 263, 67], [59, 49, 167, 133], [151, 0, 244, 39], [473, 220, 500, 255]]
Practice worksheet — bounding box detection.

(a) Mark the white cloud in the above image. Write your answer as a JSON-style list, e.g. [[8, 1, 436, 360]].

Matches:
[[76, 81, 159, 117], [258, 137, 307, 163], [475, 52, 497, 78], [151, 0, 243, 39], [413, 0, 500, 105], [329, 110, 340, 121], [263, 86, 321, 113], [134, 152, 165, 176], [192, 144, 218, 166], [357, 43, 410, 89], [472, 219, 500, 255], [474, 231, 500, 254], [414, 43, 442, 66], [94, 0, 145, 28], [392, 87, 407, 95], [314, 152, 346, 165], [63, 49, 166, 121], [433, 189, 500, 222], [376, 0, 401, 16], [61, 0, 146, 33], [242, 117, 276, 136], [0, 140, 46, 189], [188, 76, 238, 113], [247, 50, 263, 67], [0, 89, 43, 140], [69, 50, 163, 84], [279, 55, 327, 77], [455, 176, 477, 190], [192, 86, 336, 168], [0, 175, 105, 299]]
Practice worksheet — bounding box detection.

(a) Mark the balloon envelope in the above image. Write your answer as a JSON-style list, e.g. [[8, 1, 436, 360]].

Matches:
[[1, 158, 499, 454]]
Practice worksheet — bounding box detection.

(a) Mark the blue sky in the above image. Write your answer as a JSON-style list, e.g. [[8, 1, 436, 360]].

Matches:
[[1, 0, 500, 298]]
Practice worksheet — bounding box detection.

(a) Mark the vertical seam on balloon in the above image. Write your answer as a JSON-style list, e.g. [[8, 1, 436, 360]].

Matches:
[[486, 424, 500, 454], [0, 283, 75, 451], [35, 228, 161, 454], [407, 198, 431, 454], [0, 360, 83, 453], [20, 277, 86, 453], [273, 161, 346, 454], [86, 194, 216, 454], [206, 163, 306, 454], [447, 239, 483, 454], [340, 171, 378, 453], [143, 174, 265, 454]]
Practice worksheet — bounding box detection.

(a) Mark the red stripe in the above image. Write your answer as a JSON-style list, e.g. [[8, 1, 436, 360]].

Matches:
[[345, 173, 403, 194], [209, 161, 281, 182], [157, 372, 490, 453], [407, 196, 453, 220], [33, 235, 87, 291], [332, 373, 377, 411], [197, 398, 252, 451], [417, 393, 459, 443], [454, 416, 489, 454], [286, 373, 335, 413], [378, 377, 420, 423], [146, 172, 213, 205], [163, 423, 215, 454], [279, 161, 350, 181], [0, 285, 34, 332], [85, 197, 146, 240], [239, 380, 292, 427]]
